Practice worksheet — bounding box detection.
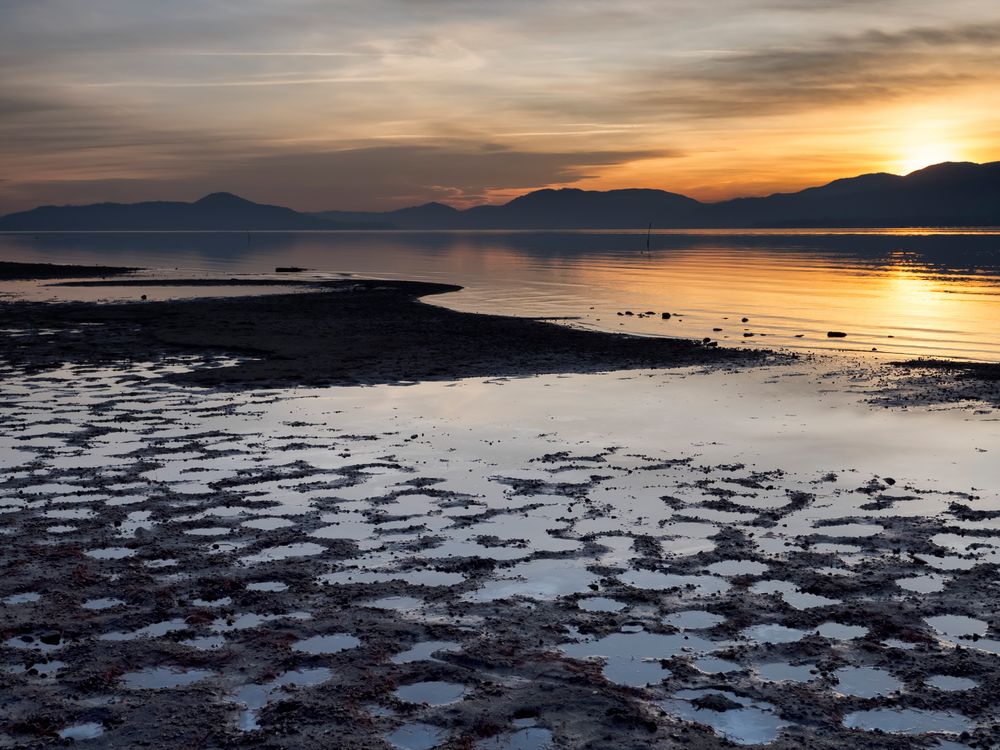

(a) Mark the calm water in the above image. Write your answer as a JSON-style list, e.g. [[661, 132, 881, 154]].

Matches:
[[3, 229, 1000, 360]]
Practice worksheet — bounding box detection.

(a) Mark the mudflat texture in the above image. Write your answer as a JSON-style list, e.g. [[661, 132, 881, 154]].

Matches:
[[0, 261, 137, 281], [0, 280, 779, 386]]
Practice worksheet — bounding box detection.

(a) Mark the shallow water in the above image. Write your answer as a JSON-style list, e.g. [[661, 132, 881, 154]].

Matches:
[[4, 229, 1000, 360]]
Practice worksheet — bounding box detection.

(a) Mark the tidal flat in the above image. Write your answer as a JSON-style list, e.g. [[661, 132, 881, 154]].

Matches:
[[1, 266, 998, 749]]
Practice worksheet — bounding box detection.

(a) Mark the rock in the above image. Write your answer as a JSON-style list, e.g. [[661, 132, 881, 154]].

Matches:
[[140, 294, 147, 301], [743, 332, 754, 337], [39, 633, 61, 646], [662, 312, 671, 320], [624, 311, 634, 316], [741, 317, 749, 323], [275, 266, 305, 273], [827, 331, 848, 338], [692, 693, 742, 712], [712, 328, 722, 332]]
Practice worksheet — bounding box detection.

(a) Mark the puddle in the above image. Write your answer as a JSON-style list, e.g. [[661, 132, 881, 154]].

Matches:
[[476, 727, 554, 750], [692, 656, 742, 674], [832, 666, 903, 698], [843, 708, 973, 735], [394, 681, 467, 706], [391, 641, 462, 664], [365, 596, 425, 612], [659, 689, 788, 745], [815, 622, 869, 640], [751, 579, 841, 609], [292, 633, 361, 654], [578, 597, 627, 613], [619, 570, 729, 595], [384, 722, 448, 750], [239, 542, 326, 565], [925, 615, 989, 639], [122, 666, 214, 689], [754, 662, 818, 683], [740, 624, 807, 644], [84, 546, 137, 560], [705, 559, 769, 577], [602, 658, 670, 687], [664, 610, 725, 630], [99, 618, 188, 641], [227, 667, 333, 731], [464, 558, 597, 602], [2, 592, 41, 605], [58, 723, 104, 741], [81, 598, 124, 610], [897, 574, 948, 594], [247, 581, 288, 592], [926, 675, 978, 691]]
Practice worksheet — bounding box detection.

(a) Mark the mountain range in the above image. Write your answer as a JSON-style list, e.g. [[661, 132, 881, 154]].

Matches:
[[2, 161, 998, 231]]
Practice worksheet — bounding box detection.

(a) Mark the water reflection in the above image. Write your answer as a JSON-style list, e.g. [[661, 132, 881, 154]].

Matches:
[[2, 229, 1000, 360]]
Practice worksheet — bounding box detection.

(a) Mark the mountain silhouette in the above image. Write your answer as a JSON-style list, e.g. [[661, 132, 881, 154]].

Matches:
[[2, 162, 998, 231], [0, 192, 386, 231], [313, 161, 1000, 229]]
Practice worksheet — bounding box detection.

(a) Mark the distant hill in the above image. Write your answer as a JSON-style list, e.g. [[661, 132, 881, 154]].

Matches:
[[312, 161, 1000, 229], [315, 188, 702, 229], [3, 162, 999, 231], [0, 192, 386, 231]]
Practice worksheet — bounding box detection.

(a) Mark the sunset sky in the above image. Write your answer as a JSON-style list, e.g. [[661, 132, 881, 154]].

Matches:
[[1, 0, 999, 213]]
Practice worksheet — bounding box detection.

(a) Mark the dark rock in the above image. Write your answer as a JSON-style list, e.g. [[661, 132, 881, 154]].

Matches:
[[827, 331, 848, 338], [692, 693, 742, 712]]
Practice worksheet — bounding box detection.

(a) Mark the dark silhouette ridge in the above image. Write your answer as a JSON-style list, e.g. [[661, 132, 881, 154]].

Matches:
[[2, 161, 998, 231], [314, 161, 1000, 229], [0, 192, 390, 231]]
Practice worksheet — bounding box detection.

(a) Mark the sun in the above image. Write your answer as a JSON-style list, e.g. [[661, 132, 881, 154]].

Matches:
[[897, 144, 963, 175]]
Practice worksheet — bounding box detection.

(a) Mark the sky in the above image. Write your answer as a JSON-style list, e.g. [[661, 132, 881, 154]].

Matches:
[[1, 0, 999, 213]]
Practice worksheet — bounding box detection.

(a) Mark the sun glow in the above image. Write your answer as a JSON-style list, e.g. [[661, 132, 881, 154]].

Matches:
[[897, 144, 964, 175]]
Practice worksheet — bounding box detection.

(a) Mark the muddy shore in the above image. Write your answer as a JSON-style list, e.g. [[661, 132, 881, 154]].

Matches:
[[0, 277, 781, 387], [1, 262, 998, 749]]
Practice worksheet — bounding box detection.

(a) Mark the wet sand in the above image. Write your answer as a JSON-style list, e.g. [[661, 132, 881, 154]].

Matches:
[[1, 277, 781, 386], [0, 261, 136, 281], [1, 263, 998, 749]]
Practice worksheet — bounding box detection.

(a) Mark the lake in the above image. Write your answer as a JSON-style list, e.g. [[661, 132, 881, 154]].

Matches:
[[2, 228, 1000, 361]]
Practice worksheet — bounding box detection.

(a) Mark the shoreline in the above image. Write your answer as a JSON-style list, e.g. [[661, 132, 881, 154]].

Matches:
[[1, 261, 998, 748], [0, 273, 783, 387]]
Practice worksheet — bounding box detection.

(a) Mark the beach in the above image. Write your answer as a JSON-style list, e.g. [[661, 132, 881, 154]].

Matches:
[[1, 264, 998, 749]]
